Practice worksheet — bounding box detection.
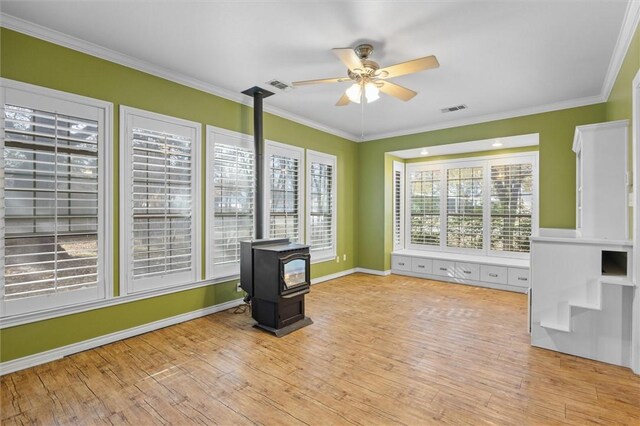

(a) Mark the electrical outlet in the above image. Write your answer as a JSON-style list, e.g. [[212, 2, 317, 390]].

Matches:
[[336, 256, 340, 263], [236, 282, 242, 292], [343, 254, 347, 261]]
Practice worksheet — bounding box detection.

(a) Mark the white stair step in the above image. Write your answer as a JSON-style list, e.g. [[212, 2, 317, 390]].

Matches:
[[540, 320, 571, 332], [569, 300, 602, 311], [599, 276, 634, 287]]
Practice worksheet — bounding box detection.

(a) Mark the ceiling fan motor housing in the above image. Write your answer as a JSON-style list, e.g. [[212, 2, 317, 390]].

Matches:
[[354, 43, 374, 60]]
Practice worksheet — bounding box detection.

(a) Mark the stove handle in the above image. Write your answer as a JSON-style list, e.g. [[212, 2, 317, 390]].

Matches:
[[281, 288, 310, 299]]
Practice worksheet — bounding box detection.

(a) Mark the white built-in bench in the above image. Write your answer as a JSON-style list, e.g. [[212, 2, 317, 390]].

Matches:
[[391, 249, 530, 293]]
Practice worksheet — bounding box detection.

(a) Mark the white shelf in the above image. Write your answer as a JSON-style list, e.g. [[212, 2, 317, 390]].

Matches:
[[540, 321, 571, 333]]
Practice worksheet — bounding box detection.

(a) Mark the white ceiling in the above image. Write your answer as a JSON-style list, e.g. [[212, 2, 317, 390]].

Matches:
[[0, 1, 634, 141]]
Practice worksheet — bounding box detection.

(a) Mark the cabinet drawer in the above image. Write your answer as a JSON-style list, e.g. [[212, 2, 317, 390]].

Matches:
[[454, 262, 480, 281], [433, 260, 455, 277], [411, 258, 433, 274], [481, 265, 508, 284], [508, 267, 530, 287], [392, 255, 412, 272]]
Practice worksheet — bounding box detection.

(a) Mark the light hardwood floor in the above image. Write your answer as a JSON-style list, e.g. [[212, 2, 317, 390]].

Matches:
[[2, 273, 639, 425]]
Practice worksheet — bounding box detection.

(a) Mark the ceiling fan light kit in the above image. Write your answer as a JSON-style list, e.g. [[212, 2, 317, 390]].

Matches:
[[345, 81, 380, 104], [292, 43, 439, 106]]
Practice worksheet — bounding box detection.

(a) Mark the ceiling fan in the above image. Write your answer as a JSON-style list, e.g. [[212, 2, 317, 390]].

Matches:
[[292, 43, 439, 106]]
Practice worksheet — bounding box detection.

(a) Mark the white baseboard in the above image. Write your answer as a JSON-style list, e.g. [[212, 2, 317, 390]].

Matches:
[[311, 268, 356, 285], [0, 298, 244, 376], [355, 267, 391, 276], [1, 267, 385, 375]]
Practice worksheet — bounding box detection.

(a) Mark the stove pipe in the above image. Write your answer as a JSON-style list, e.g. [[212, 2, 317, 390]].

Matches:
[[241, 86, 274, 240]]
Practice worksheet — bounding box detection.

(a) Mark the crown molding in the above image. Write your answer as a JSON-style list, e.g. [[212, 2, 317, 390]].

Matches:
[[0, 13, 360, 142], [601, 0, 640, 101], [360, 94, 604, 142]]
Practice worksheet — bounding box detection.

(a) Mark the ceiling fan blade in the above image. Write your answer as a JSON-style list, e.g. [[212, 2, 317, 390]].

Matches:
[[332, 48, 363, 71], [292, 77, 349, 86], [336, 93, 350, 106], [379, 81, 417, 101], [378, 55, 439, 79]]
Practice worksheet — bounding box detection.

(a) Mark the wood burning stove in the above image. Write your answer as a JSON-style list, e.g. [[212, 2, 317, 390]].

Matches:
[[238, 87, 312, 336], [240, 238, 313, 336]]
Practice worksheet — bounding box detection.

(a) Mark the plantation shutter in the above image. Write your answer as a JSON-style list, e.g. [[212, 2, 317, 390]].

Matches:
[[392, 161, 404, 251], [307, 151, 336, 261], [490, 163, 533, 253], [409, 169, 441, 246], [266, 142, 304, 243], [3, 105, 100, 300], [1, 84, 111, 317], [446, 166, 483, 250], [210, 134, 254, 277], [121, 108, 200, 294], [394, 171, 402, 247]]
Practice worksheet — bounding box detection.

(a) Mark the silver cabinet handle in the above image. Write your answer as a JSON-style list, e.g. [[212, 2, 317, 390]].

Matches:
[[463, 270, 471, 274], [439, 267, 447, 271], [518, 277, 528, 281], [418, 265, 425, 268], [398, 262, 405, 266], [489, 273, 498, 277]]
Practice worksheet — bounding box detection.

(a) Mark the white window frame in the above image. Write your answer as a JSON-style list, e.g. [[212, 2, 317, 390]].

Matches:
[[0, 78, 113, 317], [263, 140, 305, 243], [443, 159, 487, 255], [406, 163, 442, 250], [392, 161, 405, 251], [306, 150, 337, 263], [205, 125, 254, 279], [405, 152, 538, 259], [119, 106, 201, 295], [487, 155, 539, 258]]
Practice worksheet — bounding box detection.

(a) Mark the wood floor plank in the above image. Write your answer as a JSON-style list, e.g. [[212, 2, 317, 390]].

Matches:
[[2, 273, 639, 425]]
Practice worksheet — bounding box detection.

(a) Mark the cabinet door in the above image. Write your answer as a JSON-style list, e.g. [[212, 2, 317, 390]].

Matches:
[[455, 262, 480, 281], [433, 260, 455, 277], [508, 267, 530, 287], [481, 265, 508, 284], [411, 258, 433, 274], [392, 255, 412, 272]]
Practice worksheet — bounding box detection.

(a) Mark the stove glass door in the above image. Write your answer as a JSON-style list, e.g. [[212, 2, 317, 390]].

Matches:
[[283, 258, 307, 289]]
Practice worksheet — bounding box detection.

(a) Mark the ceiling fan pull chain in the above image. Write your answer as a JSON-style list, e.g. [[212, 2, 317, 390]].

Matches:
[[361, 93, 365, 139]]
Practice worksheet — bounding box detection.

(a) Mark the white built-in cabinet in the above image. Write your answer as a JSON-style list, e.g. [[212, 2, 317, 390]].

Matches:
[[573, 120, 629, 240], [391, 250, 529, 294], [530, 120, 634, 369]]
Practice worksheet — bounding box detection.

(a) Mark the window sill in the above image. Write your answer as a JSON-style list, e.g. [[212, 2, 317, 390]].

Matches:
[[1, 275, 239, 329], [311, 255, 337, 264]]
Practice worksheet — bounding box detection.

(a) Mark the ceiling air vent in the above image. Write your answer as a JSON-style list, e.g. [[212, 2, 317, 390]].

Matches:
[[441, 104, 468, 113], [266, 79, 293, 92]]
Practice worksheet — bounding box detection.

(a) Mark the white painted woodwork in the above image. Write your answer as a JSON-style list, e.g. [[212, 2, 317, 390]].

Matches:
[[454, 262, 480, 281], [530, 232, 634, 368], [432, 260, 456, 278], [481, 265, 508, 285], [573, 120, 629, 240], [392, 255, 412, 272], [392, 250, 529, 294], [508, 268, 530, 288], [411, 257, 433, 274]]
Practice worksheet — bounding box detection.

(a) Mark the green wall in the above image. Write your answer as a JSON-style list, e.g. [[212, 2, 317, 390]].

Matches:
[[607, 24, 639, 122], [2, 20, 639, 363], [0, 28, 358, 362], [606, 23, 639, 236], [357, 104, 608, 271]]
